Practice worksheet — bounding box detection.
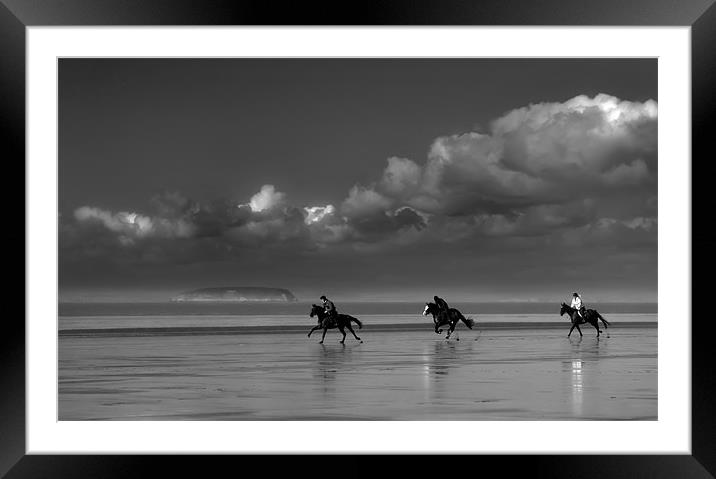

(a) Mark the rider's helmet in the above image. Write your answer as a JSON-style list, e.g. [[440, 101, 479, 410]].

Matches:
[[320, 295, 327, 301], [573, 292, 579, 297]]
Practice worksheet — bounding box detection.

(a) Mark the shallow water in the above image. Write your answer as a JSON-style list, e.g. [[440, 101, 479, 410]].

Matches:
[[59, 313, 656, 331], [59, 326, 656, 420]]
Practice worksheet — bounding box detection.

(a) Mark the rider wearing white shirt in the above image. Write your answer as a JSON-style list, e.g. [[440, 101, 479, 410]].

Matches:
[[571, 292, 584, 317]]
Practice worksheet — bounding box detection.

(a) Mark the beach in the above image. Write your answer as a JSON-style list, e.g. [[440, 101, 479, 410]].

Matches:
[[59, 309, 656, 420]]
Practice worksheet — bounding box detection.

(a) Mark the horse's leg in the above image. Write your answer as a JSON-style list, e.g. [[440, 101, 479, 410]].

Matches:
[[576, 324, 583, 337], [339, 326, 346, 344], [346, 323, 361, 342], [319, 327, 328, 344], [308, 324, 321, 337], [568, 323, 576, 337]]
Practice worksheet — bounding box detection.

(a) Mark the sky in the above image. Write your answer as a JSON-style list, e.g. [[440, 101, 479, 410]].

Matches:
[[58, 59, 657, 302]]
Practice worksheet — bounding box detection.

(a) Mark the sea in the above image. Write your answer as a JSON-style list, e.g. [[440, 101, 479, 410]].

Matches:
[[58, 301, 656, 334]]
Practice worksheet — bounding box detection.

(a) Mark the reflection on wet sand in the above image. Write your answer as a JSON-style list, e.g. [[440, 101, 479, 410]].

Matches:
[[570, 359, 583, 416], [422, 340, 476, 402], [59, 327, 656, 420], [313, 344, 352, 396], [566, 336, 584, 416], [564, 335, 615, 418]]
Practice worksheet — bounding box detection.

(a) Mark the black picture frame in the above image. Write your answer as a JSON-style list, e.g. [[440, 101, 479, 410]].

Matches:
[[4, 0, 714, 476]]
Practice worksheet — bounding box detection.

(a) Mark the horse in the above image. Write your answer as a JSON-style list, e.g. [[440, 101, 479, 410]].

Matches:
[[423, 302, 475, 340], [560, 303, 610, 338], [308, 304, 363, 344]]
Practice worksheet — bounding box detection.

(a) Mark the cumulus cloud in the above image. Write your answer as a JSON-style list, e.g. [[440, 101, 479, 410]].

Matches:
[[69, 185, 300, 252], [304, 205, 336, 225], [246, 184, 287, 212], [379, 156, 422, 198], [329, 93, 659, 244], [61, 93, 657, 275], [227, 211, 307, 246], [243, 94, 638, 258], [602, 159, 650, 186], [74, 206, 195, 242], [341, 185, 393, 218], [387, 93, 658, 217], [296, 204, 350, 244]]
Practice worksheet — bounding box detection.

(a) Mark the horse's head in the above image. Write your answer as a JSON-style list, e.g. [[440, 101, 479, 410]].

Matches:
[[423, 302, 437, 316], [559, 303, 570, 316], [309, 304, 322, 317]]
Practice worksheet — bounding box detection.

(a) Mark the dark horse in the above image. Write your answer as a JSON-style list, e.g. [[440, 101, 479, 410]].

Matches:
[[423, 302, 475, 340], [308, 304, 363, 344], [560, 303, 610, 338]]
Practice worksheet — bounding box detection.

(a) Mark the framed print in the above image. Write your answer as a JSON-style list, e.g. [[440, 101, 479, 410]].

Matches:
[[5, 0, 715, 476]]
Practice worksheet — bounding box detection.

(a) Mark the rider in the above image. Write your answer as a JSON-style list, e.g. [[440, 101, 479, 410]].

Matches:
[[320, 295, 338, 327], [571, 292, 585, 318], [434, 295, 451, 322], [434, 295, 449, 311]]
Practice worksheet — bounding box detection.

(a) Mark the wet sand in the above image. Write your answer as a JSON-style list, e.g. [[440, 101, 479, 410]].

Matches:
[[59, 324, 656, 420]]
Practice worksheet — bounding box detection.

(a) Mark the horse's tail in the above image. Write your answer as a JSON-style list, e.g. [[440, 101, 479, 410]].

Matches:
[[456, 311, 475, 329], [598, 313, 610, 328], [350, 316, 363, 329]]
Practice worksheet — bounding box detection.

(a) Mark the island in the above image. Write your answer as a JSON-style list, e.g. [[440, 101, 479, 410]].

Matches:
[[171, 287, 298, 303]]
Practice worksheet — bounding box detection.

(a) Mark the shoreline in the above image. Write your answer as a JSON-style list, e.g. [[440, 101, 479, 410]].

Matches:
[[58, 312, 658, 319], [59, 321, 656, 338]]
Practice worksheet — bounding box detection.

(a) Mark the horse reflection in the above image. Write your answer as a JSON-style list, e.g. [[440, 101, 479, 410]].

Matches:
[[312, 344, 353, 396], [569, 358, 584, 416], [564, 336, 605, 417], [422, 340, 473, 401]]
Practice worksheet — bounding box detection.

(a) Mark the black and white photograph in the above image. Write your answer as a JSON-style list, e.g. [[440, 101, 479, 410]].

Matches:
[[58, 58, 658, 421]]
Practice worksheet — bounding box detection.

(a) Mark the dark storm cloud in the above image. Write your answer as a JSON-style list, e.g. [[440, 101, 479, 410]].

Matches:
[[60, 92, 657, 300]]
